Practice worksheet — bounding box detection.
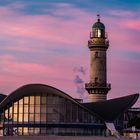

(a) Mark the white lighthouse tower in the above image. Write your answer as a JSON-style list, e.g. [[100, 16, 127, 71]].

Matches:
[[85, 15, 111, 102]]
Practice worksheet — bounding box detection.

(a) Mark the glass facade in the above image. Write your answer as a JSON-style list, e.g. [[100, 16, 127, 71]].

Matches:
[[1, 93, 105, 136]]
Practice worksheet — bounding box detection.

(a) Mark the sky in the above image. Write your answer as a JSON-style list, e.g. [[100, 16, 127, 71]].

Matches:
[[0, 0, 140, 107]]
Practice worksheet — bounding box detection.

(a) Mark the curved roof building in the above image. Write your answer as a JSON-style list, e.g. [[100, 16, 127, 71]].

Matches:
[[0, 84, 139, 136]]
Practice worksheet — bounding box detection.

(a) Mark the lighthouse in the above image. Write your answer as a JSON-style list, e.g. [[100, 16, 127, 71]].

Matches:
[[85, 15, 111, 102]]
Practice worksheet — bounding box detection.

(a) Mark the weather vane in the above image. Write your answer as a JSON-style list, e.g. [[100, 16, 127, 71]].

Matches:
[[97, 14, 100, 22]]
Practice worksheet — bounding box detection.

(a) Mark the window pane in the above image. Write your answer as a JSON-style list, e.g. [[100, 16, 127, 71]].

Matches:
[[9, 107, 13, 121], [41, 114, 46, 122], [47, 106, 53, 113], [18, 127, 22, 135], [29, 127, 34, 135], [34, 128, 40, 135], [19, 105, 23, 114], [46, 96, 53, 104], [41, 128, 46, 134], [35, 96, 40, 104], [35, 105, 40, 113], [23, 127, 28, 135], [35, 114, 40, 122], [29, 105, 34, 113], [24, 97, 29, 104], [30, 96, 34, 104], [24, 114, 28, 122], [29, 114, 34, 122], [24, 105, 28, 113], [13, 114, 17, 122], [18, 114, 23, 122], [41, 96, 46, 104], [19, 99, 23, 105], [41, 105, 46, 113], [14, 102, 18, 113]]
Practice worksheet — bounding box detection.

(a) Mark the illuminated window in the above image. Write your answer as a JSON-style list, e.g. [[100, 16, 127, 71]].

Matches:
[[24, 114, 28, 122], [35, 105, 40, 113], [30, 96, 34, 104], [18, 127, 22, 135], [29, 114, 34, 122], [19, 99, 23, 105], [14, 102, 18, 114], [35, 96, 40, 104], [23, 127, 28, 135], [9, 107, 12, 115], [29, 105, 34, 113], [19, 105, 23, 114], [98, 29, 101, 37], [24, 97, 28, 104], [35, 114, 40, 122], [13, 113, 17, 122], [24, 105, 28, 113], [18, 114, 23, 122]]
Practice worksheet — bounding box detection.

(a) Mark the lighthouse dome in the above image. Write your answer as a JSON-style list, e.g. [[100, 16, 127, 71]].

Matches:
[[92, 21, 105, 29]]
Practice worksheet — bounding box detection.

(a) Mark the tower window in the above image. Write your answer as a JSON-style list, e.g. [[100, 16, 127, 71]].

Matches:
[[95, 52, 99, 58], [95, 77, 98, 83], [97, 29, 101, 37]]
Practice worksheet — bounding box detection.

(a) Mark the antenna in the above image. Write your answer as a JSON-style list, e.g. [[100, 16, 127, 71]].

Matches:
[[97, 14, 100, 22]]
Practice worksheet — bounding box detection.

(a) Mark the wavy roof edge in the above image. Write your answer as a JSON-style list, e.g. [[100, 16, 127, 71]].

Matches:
[[0, 83, 104, 121], [0, 83, 80, 107], [0, 83, 138, 123], [0, 93, 7, 103], [83, 93, 139, 122]]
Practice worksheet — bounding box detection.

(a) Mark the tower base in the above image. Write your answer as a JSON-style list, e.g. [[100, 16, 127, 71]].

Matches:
[[88, 94, 107, 102]]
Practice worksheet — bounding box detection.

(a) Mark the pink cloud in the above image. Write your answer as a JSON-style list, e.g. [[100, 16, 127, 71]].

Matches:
[[109, 9, 135, 17], [122, 20, 140, 30], [0, 4, 139, 106]]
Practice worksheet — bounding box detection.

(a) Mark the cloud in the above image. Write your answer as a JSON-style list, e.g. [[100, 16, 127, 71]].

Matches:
[[73, 66, 86, 75], [74, 75, 83, 84], [0, 2, 139, 106], [109, 9, 135, 17]]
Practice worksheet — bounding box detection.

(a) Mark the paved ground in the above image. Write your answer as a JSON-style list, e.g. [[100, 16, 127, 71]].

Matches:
[[0, 136, 132, 140]]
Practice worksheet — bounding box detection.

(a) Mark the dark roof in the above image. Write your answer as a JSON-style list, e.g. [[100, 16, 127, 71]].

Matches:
[[82, 94, 139, 122], [92, 21, 105, 29], [0, 94, 7, 103], [0, 84, 82, 108]]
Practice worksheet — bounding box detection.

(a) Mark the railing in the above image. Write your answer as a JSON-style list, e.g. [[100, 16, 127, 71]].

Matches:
[[88, 39, 109, 47], [90, 32, 108, 39], [85, 82, 111, 89]]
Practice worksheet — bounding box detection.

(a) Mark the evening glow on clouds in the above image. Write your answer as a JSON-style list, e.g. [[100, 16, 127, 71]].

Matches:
[[0, 0, 140, 106]]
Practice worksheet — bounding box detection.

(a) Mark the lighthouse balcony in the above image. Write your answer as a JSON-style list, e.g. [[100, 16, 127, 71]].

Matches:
[[88, 38, 109, 48], [85, 82, 111, 89]]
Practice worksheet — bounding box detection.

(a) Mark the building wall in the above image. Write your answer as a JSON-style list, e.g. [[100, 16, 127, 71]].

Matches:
[[90, 49, 106, 84], [0, 92, 105, 136]]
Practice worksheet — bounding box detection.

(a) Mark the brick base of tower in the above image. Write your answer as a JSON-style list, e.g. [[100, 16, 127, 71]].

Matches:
[[85, 83, 111, 102], [88, 94, 107, 102]]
